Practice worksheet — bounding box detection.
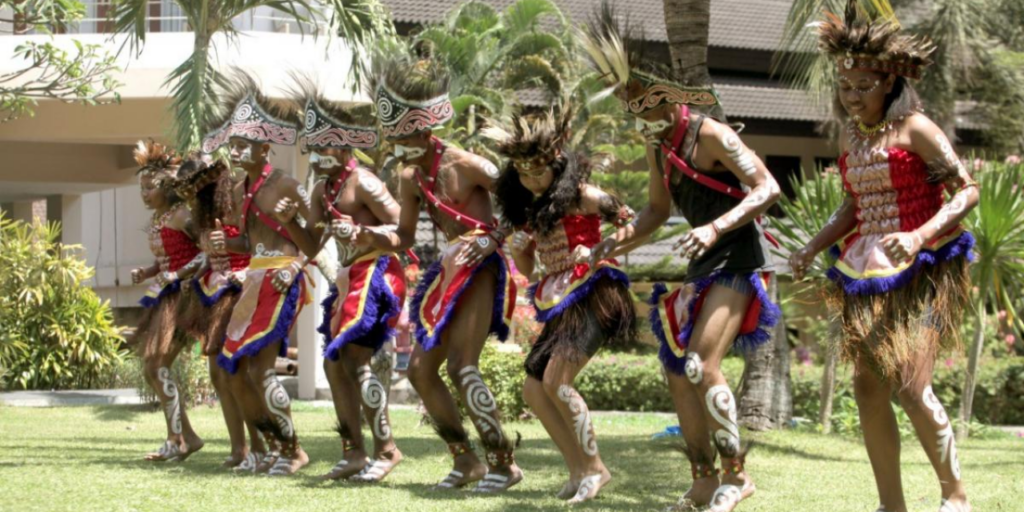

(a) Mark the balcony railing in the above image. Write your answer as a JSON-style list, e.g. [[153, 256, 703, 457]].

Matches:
[[1, 1, 327, 36]]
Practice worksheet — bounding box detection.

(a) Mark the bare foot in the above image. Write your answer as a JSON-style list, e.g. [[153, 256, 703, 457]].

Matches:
[[350, 449, 403, 483], [268, 447, 309, 477], [232, 452, 262, 473], [557, 479, 579, 500], [255, 452, 279, 474], [320, 451, 369, 481], [669, 476, 720, 510], [706, 474, 755, 512], [171, 436, 204, 462], [432, 454, 487, 490], [473, 463, 524, 493], [567, 470, 612, 504], [222, 452, 247, 469], [939, 497, 971, 512]]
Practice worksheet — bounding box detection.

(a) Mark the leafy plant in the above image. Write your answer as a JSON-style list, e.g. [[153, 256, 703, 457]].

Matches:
[[0, 214, 126, 390], [0, 0, 122, 123]]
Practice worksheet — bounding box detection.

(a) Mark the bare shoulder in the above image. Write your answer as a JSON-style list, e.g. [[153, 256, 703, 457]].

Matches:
[[450, 147, 500, 179], [698, 117, 738, 150], [579, 184, 606, 210]]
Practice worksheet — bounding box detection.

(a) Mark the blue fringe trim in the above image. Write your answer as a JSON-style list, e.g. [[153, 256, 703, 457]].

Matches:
[[411, 251, 510, 352], [649, 282, 688, 375], [321, 255, 402, 360], [192, 277, 240, 308], [138, 280, 180, 308], [733, 273, 781, 352], [528, 266, 630, 323], [216, 271, 303, 375], [318, 284, 339, 346], [828, 231, 975, 296]]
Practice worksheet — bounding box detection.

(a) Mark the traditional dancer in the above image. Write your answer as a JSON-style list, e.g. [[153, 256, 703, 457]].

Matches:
[[129, 140, 207, 462], [485, 109, 637, 503], [789, 4, 976, 511], [361, 42, 521, 492], [202, 73, 313, 476], [582, 7, 781, 511], [173, 155, 267, 471], [274, 80, 406, 482]]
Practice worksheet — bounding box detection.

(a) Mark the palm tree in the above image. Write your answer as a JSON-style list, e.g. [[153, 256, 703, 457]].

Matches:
[[662, 0, 725, 120], [957, 161, 1024, 439], [110, 0, 393, 152], [771, 168, 845, 432], [414, 0, 579, 158]]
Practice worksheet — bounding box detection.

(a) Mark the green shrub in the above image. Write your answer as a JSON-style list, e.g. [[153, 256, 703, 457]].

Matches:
[[122, 346, 216, 408], [0, 215, 126, 390], [438, 342, 529, 421]]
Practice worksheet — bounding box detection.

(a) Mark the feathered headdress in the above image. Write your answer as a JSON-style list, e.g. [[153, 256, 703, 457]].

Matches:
[[373, 40, 454, 140], [481, 107, 574, 163], [289, 74, 378, 151], [817, 0, 934, 79], [579, 1, 718, 115], [172, 153, 229, 201], [201, 71, 299, 154], [134, 139, 182, 187]]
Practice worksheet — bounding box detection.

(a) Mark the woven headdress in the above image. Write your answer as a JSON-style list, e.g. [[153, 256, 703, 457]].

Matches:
[[134, 139, 182, 187], [171, 153, 229, 200], [201, 71, 299, 154], [373, 41, 454, 140], [817, 0, 934, 80], [579, 2, 718, 115]]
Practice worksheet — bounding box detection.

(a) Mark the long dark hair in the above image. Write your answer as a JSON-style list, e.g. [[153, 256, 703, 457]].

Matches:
[[495, 151, 591, 235], [177, 158, 234, 232]]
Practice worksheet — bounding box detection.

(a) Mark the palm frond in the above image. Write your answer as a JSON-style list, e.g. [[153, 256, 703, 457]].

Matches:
[[770, 167, 846, 279], [502, 0, 565, 35], [503, 55, 562, 96]]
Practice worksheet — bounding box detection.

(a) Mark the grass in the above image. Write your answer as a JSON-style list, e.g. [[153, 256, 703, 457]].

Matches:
[[0, 403, 1021, 512]]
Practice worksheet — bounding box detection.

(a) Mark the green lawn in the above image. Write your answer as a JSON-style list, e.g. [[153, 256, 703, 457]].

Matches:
[[0, 403, 1020, 512]]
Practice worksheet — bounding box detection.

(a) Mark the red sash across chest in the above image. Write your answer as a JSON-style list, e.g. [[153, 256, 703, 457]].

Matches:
[[415, 138, 496, 233], [241, 163, 293, 243]]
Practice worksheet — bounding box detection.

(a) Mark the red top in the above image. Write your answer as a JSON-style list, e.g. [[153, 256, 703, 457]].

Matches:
[[840, 148, 945, 234], [160, 227, 201, 272], [535, 214, 604, 276]]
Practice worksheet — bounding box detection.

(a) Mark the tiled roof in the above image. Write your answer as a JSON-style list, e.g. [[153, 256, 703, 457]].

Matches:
[[717, 84, 826, 121], [383, 0, 794, 48]]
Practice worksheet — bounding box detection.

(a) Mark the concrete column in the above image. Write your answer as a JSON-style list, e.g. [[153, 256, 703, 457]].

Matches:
[[61, 194, 85, 248], [275, 146, 328, 400]]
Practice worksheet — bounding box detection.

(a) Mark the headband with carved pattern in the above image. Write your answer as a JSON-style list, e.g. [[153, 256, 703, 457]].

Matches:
[[373, 43, 453, 140], [817, 0, 934, 80], [202, 72, 298, 154], [579, 2, 719, 115], [302, 99, 378, 150]]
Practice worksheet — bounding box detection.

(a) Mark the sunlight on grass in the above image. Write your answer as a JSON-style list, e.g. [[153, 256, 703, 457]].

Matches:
[[0, 404, 1020, 511]]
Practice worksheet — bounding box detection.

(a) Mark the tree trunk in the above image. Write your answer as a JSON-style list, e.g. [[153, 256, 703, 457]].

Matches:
[[739, 275, 792, 430], [958, 277, 988, 441], [818, 323, 840, 434], [662, 0, 726, 120]]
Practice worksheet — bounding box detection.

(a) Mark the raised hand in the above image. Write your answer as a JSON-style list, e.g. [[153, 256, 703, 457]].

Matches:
[[131, 267, 146, 285], [208, 219, 228, 256], [789, 246, 816, 281], [881, 231, 923, 264]]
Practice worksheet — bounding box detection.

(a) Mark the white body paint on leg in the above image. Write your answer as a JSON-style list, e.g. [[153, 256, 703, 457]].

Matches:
[[357, 365, 392, 441], [557, 385, 598, 457], [263, 369, 295, 439], [158, 367, 182, 435], [459, 366, 502, 444], [923, 386, 961, 481], [685, 353, 704, 385], [705, 385, 740, 456]]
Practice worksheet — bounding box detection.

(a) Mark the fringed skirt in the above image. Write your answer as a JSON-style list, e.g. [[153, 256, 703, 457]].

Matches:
[[217, 257, 310, 374], [524, 265, 636, 380], [410, 237, 516, 352], [131, 280, 190, 359], [649, 272, 780, 375], [319, 251, 406, 359], [828, 231, 973, 383]]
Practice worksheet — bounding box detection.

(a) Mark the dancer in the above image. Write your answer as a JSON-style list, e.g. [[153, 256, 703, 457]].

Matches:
[[582, 6, 781, 511], [361, 42, 521, 492], [790, 4, 976, 511], [485, 109, 637, 503], [129, 140, 207, 462], [202, 72, 313, 476], [173, 155, 267, 471], [274, 80, 406, 482]]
